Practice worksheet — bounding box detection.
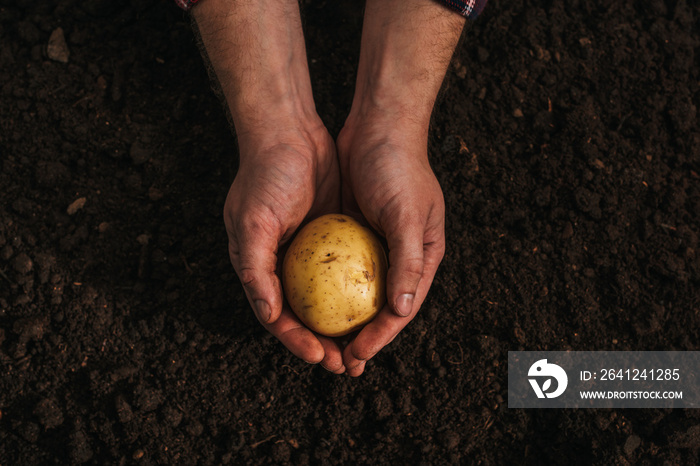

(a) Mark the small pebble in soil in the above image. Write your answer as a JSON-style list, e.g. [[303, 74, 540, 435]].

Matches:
[[47, 28, 70, 63], [624, 435, 641, 457], [66, 197, 87, 215]]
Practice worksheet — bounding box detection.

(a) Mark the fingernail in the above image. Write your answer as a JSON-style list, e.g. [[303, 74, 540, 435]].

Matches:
[[348, 360, 366, 377], [253, 300, 271, 323], [347, 360, 362, 370], [323, 364, 346, 374], [396, 293, 414, 317]]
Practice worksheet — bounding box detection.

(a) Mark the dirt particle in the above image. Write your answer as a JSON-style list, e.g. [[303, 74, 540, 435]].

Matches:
[[33, 398, 64, 429], [148, 186, 164, 201], [66, 197, 87, 215], [35, 161, 70, 188], [186, 420, 204, 437], [161, 405, 183, 427], [47, 28, 70, 63], [562, 222, 574, 239], [624, 435, 641, 457], [372, 391, 393, 420], [135, 386, 163, 412], [670, 425, 700, 448], [272, 441, 291, 463], [17, 21, 40, 45], [427, 350, 442, 369], [130, 141, 152, 166], [70, 427, 93, 464], [18, 421, 40, 443], [12, 252, 33, 274], [115, 395, 134, 424], [441, 430, 461, 450], [1, 245, 13, 261], [13, 316, 46, 341]]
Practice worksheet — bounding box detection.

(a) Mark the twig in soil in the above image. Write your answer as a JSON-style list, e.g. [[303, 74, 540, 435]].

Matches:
[[180, 254, 193, 274], [616, 112, 633, 132], [250, 434, 276, 449], [0, 267, 13, 284], [281, 364, 299, 375], [446, 342, 464, 365]]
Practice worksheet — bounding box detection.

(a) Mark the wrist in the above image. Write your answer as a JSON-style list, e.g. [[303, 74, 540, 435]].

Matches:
[[193, 0, 320, 138], [348, 0, 465, 131]]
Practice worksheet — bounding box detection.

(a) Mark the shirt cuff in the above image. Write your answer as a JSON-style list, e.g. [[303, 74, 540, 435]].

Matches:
[[438, 0, 488, 19], [177, 0, 487, 18], [175, 0, 200, 10]]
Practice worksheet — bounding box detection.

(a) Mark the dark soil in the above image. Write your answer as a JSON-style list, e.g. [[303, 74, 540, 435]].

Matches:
[[1, 0, 699, 464]]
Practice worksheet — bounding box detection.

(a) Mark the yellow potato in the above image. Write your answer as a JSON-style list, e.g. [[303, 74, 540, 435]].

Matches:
[[282, 214, 387, 337]]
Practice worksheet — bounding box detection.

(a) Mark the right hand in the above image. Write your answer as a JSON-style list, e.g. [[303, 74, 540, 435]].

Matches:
[[223, 123, 346, 373]]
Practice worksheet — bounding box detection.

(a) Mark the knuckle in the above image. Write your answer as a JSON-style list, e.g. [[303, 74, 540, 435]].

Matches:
[[238, 267, 257, 287], [401, 256, 425, 278], [237, 210, 267, 236]]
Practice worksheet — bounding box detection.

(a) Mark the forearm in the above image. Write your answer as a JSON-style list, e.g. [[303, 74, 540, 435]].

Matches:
[[349, 0, 466, 129], [192, 0, 319, 141]]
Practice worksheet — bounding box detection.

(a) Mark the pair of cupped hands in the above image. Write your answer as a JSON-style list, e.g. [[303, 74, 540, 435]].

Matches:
[[224, 110, 446, 377]]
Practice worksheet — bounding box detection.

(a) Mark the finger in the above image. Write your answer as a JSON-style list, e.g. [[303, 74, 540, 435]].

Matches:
[[385, 218, 426, 317], [345, 234, 445, 366], [343, 342, 364, 373], [345, 354, 366, 377], [228, 214, 285, 324], [318, 336, 345, 374], [264, 308, 325, 364], [344, 303, 415, 368]]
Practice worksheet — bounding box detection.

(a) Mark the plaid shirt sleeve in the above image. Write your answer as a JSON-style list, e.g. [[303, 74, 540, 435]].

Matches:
[[440, 0, 487, 19], [174, 0, 200, 10], [176, 0, 487, 19]]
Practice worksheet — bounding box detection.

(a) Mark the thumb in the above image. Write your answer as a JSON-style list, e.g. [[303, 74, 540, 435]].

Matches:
[[228, 220, 284, 324], [385, 220, 425, 318]]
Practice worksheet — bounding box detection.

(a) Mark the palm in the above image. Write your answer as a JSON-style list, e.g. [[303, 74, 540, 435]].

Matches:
[[224, 127, 346, 372]]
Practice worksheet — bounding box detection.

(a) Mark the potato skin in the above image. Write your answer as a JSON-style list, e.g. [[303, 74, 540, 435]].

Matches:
[[282, 214, 387, 337]]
